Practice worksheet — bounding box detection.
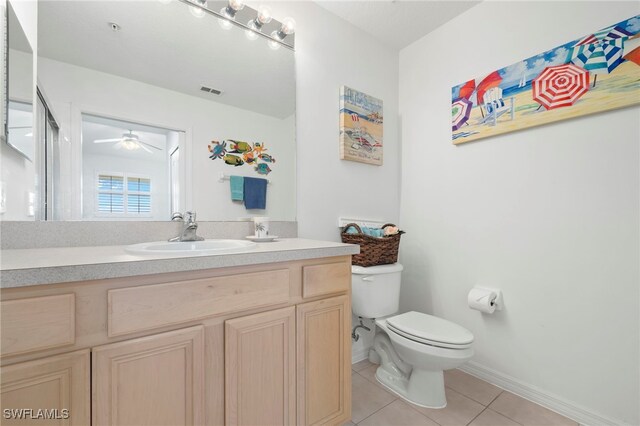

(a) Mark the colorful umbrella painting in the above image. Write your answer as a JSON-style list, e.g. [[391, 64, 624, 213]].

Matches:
[[451, 14, 639, 144], [452, 98, 472, 131], [570, 25, 633, 86], [476, 71, 502, 105], [623, 34, 640, 66], [624, 47, 640, 66], [532, 64, 590, 110], [459, 80, 476, 100]]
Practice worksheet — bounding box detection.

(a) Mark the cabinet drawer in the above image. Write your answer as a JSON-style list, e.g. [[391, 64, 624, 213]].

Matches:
[[108, 269, 290, 336], [302, 262, 351, 299], [1, 294, 76, 357]]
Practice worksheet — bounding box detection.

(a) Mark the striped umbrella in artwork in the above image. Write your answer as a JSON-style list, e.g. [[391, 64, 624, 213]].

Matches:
[[571, 25, 633, 86], [452, 98, 473, 131], [532, 63, 590, 110]]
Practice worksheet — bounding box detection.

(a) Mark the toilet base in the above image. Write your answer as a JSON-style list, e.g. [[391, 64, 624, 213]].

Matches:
[[375, 365, 447, 409]]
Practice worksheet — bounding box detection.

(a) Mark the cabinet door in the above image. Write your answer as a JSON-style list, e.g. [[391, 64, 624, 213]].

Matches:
[[0, 349, 90, 426], [225, 307, 296, 426], [297, 295, 351, 426], [92, 325, 204, 426]]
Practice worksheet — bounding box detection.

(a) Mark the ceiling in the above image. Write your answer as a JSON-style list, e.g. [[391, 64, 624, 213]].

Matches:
[[82, 114, 172, 163], [314, 0, 480, 50], [38, 1, 295, 119]]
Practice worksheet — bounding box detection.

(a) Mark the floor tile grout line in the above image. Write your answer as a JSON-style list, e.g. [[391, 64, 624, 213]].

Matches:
[[402, 395, 445, 425], [465, 406, 489, 426], [353, 398, 397, 425], [355, 370, 446, 426], [484, 407, 525, 426], [485, 389, 504, 407], [482, 397, 526, 426], [445, 384, 504, 408]]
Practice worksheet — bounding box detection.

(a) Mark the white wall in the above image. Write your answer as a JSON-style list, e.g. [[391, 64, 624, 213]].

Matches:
[[265, 1, 401, 242], [262, 1, 402, 359], [399, 2, 639, 424], [37, 57, 295, 221]]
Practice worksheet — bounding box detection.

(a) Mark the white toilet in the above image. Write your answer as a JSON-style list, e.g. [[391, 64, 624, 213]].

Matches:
[[352, 263, 474, 409]]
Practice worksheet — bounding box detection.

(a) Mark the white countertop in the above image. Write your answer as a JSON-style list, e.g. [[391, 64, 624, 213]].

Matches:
[[0, 238, 359, 288]]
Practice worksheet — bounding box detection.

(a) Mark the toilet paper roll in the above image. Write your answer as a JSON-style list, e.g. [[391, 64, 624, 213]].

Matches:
[[468, 288, 497, 314]]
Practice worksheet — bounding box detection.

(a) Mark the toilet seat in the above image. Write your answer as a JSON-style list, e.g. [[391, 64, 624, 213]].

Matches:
[[386, 311, 474, 349]]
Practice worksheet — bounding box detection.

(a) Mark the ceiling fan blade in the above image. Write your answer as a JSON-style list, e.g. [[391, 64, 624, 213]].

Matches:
[[139, 143, 153, 154], [138, 140, 163, 151], [94, 138, 121, 143]]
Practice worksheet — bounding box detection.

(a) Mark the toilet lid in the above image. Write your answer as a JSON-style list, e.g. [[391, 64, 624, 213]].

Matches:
[[386, 311, 474, 349]]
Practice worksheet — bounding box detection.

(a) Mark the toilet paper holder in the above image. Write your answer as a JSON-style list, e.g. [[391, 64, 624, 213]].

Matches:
[[474, 287, 504, 311]]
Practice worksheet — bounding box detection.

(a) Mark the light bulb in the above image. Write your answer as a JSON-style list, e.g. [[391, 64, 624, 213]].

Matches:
[[280, 17, 296, 35], [246, 20, 259, 40], [122, 140, 140, 151], [189, 0, 207, 18], [219, 8, 233, 29], [268, 32, 281, 50], [228, 0, 245, 12], [256, 5, 272, 25]]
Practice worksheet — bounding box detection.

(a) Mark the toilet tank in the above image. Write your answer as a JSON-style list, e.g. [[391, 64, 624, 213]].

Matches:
[[351, 263, 403, 319]]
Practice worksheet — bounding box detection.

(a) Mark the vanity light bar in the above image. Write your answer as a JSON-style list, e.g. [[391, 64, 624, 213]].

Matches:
[[177, 0, 295, 50]]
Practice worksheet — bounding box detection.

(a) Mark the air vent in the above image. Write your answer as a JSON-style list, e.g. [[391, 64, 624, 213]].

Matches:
[[200, 86, 222, 95]]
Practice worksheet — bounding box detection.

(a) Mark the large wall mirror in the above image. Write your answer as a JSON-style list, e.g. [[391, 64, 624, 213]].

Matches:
[[2, 0, 296, 222], [1, 0, 37, 220]]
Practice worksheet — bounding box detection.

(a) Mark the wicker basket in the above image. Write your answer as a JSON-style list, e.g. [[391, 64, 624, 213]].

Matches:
[[341, 223, 405, 267]]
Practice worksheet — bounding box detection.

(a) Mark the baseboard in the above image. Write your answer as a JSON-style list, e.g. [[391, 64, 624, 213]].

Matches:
[[460, 361, 627, 426], [351, 346, 371, 364]]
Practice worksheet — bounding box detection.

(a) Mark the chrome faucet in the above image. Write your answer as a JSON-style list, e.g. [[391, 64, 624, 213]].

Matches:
[[169, 211, 204, 242]]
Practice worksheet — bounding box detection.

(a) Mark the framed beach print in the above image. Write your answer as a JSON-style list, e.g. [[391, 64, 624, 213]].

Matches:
[[452, 15, 640, 144], [340, 86, 383, 165]]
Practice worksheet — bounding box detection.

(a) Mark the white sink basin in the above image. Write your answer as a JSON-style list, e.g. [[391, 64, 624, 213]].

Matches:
[[125, 239, 257, 256]]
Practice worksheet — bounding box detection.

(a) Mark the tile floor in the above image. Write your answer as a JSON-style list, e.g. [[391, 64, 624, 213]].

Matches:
[[347, 360, 578, 426]]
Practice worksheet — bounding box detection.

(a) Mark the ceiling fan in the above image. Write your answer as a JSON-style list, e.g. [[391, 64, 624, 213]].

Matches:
[[93, 131, 162, 154]]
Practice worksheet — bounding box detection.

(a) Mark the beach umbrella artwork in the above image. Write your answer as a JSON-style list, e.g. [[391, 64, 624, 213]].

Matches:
[[459, 80, 476, 100], [570, 25, 633, 86], [452, 98, 473, 131], [623, 34, 640, 66], [624, 46, 640, 66], [532, 63, 590, 110], [476, 71, 503, 105]]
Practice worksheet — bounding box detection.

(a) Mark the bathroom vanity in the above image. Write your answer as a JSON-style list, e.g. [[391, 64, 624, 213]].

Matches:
[[0, 240, 357, 425]]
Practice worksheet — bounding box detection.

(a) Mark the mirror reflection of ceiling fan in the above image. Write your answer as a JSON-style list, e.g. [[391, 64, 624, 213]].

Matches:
[[93, 131, 162, 154]]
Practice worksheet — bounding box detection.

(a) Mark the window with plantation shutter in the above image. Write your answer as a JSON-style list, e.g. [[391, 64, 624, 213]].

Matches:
[[127, 177, 151, 214], [97, 174, 151, 216]]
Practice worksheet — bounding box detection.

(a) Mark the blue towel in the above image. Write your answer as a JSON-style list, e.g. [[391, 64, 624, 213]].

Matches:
[[230, 175, 244, 201], [345, 226, 384, 237], [244, 177, 267, 209]]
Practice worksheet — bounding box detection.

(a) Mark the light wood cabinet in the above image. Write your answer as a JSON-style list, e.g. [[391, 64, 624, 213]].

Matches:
[[92, 326, 205, 426], [0, 350, 90, 426], [1, 294, 75, 357], [297, 295, 351, 426], [1, 256, 352, 426], [225, 307, 296, 426]]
